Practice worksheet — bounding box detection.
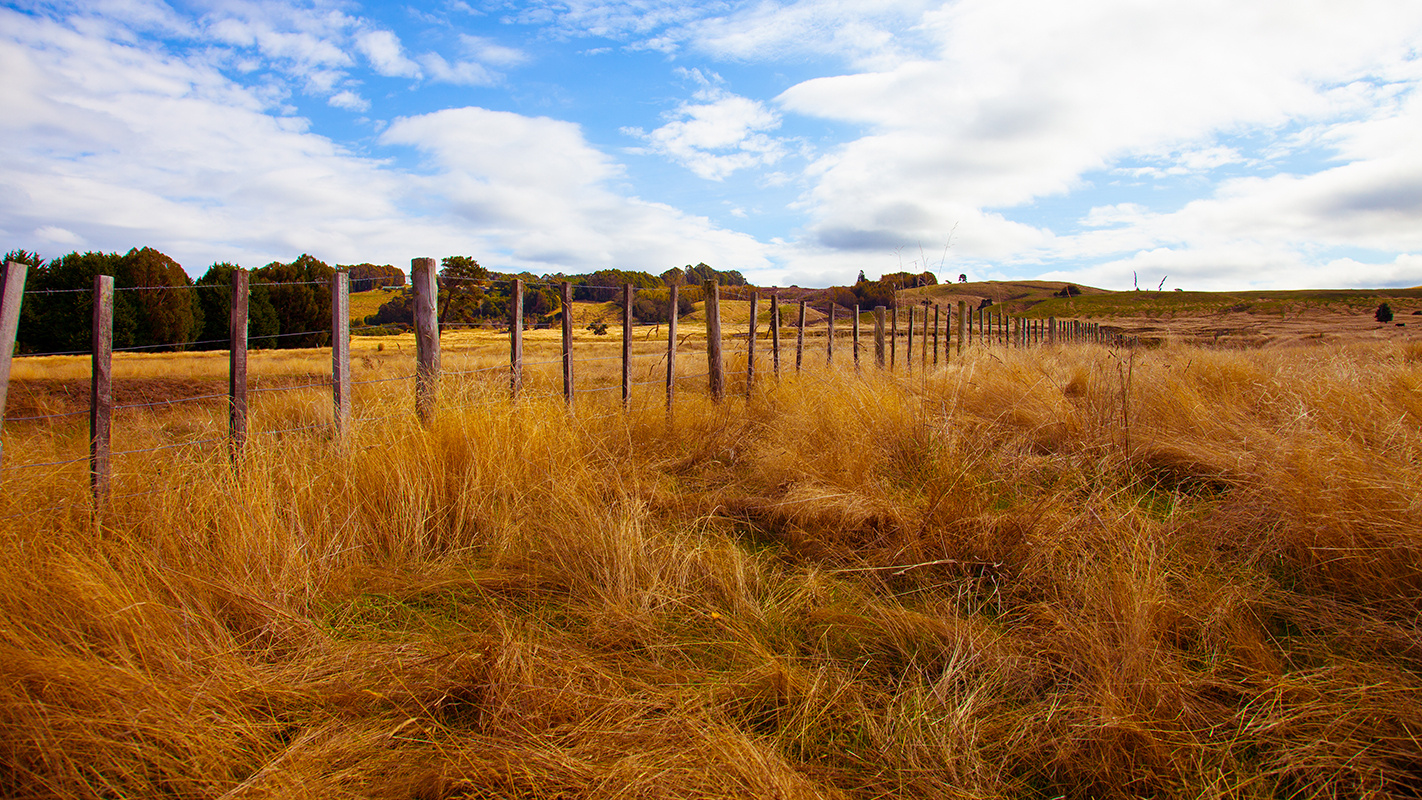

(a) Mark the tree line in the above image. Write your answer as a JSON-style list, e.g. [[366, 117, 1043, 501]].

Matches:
[[4, 248, 403, 354], [2, 247, 760, 352]]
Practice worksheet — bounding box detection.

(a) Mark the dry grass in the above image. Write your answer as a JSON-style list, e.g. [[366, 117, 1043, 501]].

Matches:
[[2, 339, 1421, 798]]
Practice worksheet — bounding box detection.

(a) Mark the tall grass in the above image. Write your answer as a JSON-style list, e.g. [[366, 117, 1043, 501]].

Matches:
[[2, 342, 1420, 798]]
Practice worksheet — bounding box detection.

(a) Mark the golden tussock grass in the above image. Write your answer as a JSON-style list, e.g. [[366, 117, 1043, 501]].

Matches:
[[2, 340, 1420, 798]]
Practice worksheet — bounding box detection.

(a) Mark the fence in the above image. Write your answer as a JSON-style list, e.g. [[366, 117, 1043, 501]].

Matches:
[[0, 259, 1114, 514]]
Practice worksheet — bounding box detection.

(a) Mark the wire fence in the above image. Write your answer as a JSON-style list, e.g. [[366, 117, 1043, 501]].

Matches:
[[0, 269, 1115, 518]]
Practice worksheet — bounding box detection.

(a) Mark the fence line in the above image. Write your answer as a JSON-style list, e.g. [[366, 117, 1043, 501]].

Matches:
[[1, 258, 1120, 512]]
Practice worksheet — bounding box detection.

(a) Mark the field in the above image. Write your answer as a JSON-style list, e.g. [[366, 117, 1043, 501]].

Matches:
[[897, 282, 1422, 349], [3, 329, 1422, 798]]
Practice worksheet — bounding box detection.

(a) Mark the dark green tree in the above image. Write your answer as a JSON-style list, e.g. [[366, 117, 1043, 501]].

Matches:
[[439, 256, 490, 323], [253, 254, 334, 348], [1376, 302, 1394, 323], [342, 263, 405, 292], [194, 262, 279, 349]]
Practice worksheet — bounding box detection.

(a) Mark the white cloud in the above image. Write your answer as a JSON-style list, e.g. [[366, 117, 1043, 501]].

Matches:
[[418, 52, 499, 86], [771, 0, 1422, 286], [327, 89, 369, 112], [0, 9, 772, 279], [625, 74, 788, 180], [682, 0, 936, 70], [379, 107, 772, 272], [458, 34, 528, 68], [355, 29, 421, 78]]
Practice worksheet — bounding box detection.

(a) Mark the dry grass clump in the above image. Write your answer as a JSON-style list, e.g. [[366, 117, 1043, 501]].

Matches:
[[2, 341, 1421, 798]]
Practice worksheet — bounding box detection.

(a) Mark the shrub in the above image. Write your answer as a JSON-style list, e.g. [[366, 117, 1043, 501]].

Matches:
[[1375, 303, 1394, 323]]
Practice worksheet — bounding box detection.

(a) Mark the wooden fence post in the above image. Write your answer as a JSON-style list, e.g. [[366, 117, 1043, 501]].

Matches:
[[1048, 316, 1057, 345], [229, 269, 248, 461], [906, 305, 915, 372], [622, 284, 632, 407], [562, 281, 575, 406], [826, 303, 834, 365], [957, 300, 966, 356], [796, 299, 806, 373], [852, 305, 861, 371], [873, 306, 886, 367], [412, 257, 439, 424], [747, 292, 758, 395], [332, 271, 351, 438], [665, 284, 676, 409], [921, 302, 930, 371], [931, 304, 939, 367], [91, 275, 113, 509], [511, 279, 524, 397], [705, 280, 724, 401], [890, 305, 898, 369], [0, 261, 29, 469], [770, 293, 781, 378]]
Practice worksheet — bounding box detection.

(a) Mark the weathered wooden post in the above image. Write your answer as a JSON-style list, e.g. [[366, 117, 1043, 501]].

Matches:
[[561, 281, 575, 406], [770, 293, 781, 378], [796, 299, 806, 373], [747, 292, 758, 395], [229, 268, 249, 460], [91, 275, 113, 508], [873, 306, 886, 367], [511, 279, 524, 397], [665, 284, 678, 408], [852, 305, 861, 371], [706, 280, 724, 400], [826, 303, 834, 365], [906, 305, 915, 372], [331, 271, 351, 438], [412, 257, 439, 424], [1048, 316, 1057, 345], [0, 261, 29, 469], [921, 301, 930, 371], [957, 300, 966, 355], [890, 305, 898, 369], [932, 305, 940, 366], [621, 284, 633, 407]]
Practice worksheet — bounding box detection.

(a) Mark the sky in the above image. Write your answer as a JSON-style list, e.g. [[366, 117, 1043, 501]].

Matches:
[[2, 0, 1421, 290]]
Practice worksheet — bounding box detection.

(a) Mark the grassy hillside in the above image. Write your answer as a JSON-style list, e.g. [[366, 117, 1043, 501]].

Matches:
[[3, 341, 1421, 797], [1022, 286, 1422, 319]]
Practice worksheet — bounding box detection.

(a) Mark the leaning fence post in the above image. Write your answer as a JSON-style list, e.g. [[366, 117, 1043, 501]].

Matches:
[[796, 299, 806, 373], [90, 275, 113, 509], [332, 271, 351, 438], [0, 261, 29, 470], [874, 306, 886, 367], [770, 293, 781, 377], [621, 284, 632, 407], [561, 281, 574, 406], [666, 284, 678, 408], [747, 292, 758, 395], [412, 257, 439, 424], [229, 269, 248, 461], [826, 303, 834, 365], [705, 280, 724, 400], [510, 279, 524, 397]]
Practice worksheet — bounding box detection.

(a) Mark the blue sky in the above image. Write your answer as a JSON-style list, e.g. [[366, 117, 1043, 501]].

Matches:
[[2, 0, 1421, 290]]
